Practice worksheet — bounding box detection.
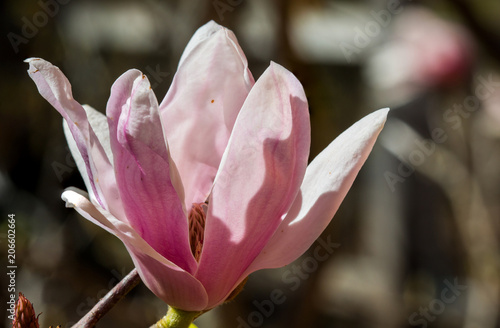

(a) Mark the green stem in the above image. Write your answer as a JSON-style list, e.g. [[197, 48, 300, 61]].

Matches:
[[156, 307, 200, 328]]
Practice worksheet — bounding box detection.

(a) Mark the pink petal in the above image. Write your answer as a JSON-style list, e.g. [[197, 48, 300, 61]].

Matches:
[[124, 245, 208, 311], [26, 58, 120, 214], [106, 69, 196, 273], [62, 105, 127, 222], [195, 62, 310, 307], [159, 21, 254, 209], [243, 108, 389, 275], [61, 189, 209, 311]]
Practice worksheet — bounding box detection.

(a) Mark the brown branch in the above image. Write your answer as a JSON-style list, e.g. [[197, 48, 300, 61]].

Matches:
[[71, 269, 141, 328]]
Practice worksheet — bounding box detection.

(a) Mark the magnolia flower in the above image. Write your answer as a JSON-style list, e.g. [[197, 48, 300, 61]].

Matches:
[[27, 21, 388, 312]]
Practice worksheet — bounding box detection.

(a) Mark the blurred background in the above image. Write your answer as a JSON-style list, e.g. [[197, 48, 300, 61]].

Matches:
[[1, 0, 500, 327]]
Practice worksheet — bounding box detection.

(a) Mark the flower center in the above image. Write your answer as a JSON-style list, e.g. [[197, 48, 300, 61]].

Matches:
[[188, 203, 206, 262]]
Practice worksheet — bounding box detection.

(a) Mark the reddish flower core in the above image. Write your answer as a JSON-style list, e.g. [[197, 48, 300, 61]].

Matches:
[[189, 203, 206, 262]]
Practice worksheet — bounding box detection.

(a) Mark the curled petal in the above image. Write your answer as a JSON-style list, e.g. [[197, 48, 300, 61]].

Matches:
[[196, 62, 310, 307], [26, 58, 119, 213]]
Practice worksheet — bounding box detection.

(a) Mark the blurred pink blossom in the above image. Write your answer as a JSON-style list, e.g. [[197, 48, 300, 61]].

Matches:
[[367, 7, 475, 103]]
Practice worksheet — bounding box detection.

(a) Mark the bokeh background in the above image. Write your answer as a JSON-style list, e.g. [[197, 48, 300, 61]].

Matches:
[[1, 0, 500, 327]]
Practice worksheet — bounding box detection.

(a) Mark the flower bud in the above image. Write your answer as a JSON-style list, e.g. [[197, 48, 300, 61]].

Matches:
[[12, 293, 40, 328]]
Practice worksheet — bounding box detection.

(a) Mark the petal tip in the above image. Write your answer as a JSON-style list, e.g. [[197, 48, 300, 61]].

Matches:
[[25, 57, 43, 72], [61, 187, 89, 208], [204, 20, 222, 30], [268, 61, 284, 73], [24, 57, 40, 63], [379, 107, 391, 116], [25, 57, 56, 75], [194, 20, 224, 40], [61, 191, 74, 208], [24, 57, 45, 67], [367, 107, 390, 128]]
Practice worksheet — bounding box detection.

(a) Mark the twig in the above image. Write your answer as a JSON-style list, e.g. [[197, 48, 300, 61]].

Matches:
[[71, 269, 141, 328]]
